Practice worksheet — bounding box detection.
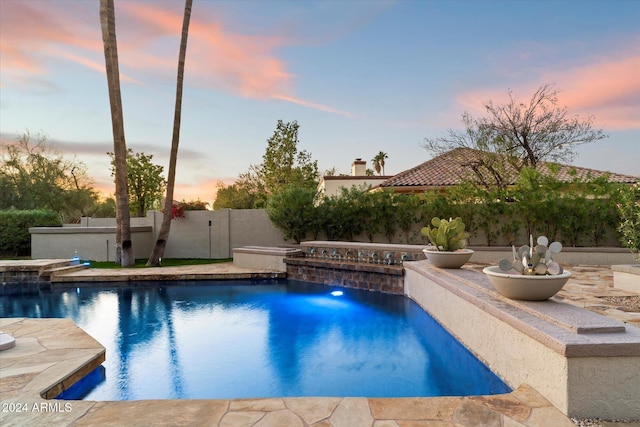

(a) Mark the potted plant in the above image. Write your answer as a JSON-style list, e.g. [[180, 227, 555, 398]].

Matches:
[[483, 235, 571, 301], [421, 217, 474, 268]]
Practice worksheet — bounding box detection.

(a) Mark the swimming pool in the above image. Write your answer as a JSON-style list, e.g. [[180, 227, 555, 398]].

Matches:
[[0, 279, 509, 400]]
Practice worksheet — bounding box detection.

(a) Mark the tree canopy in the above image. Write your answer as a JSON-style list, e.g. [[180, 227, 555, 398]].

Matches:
[[0, 131, 98, 222], [422, 84, 607, 186], [109, 149, 166, 217], [257, 120, 319, 194], [214, 120, 319, 209]]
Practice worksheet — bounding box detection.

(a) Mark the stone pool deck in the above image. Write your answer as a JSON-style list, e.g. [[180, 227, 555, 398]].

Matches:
[[1, 261, 639, 426]]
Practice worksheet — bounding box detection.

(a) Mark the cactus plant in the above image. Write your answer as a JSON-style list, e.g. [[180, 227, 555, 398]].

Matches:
[[421, 217, 469, 252]]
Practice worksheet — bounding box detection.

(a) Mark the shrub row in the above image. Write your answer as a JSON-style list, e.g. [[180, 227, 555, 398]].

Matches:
[[0, 210, 61, 257], [267, 176, 628, 248]]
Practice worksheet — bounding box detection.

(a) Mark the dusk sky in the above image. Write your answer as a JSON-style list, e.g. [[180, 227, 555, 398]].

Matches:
[[1, 0, 638, 206]]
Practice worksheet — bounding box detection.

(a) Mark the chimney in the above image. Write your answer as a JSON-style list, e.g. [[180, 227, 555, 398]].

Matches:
[[351, 158, 366, 176]]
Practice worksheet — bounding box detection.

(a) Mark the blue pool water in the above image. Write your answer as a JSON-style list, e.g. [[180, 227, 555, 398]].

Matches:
[[0, 280, 510, 400]]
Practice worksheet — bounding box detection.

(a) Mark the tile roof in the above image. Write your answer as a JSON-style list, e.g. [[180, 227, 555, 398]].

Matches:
[[379, 147, 639, 189]]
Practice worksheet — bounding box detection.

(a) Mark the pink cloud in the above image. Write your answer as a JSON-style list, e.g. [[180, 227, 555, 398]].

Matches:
[[118, 3, 294, 99], [456, 50, 640, 131], [273, 94, 353, 117], [0, 1, 347, 115], [544, 56, 640, 129], [0, 2, 101, 75]]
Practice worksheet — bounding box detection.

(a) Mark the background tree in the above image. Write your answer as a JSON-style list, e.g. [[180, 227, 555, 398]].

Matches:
[[178, 199, 209, 210], [91, 197, 117, 218], [372, 151, 388, 175], [109, 149, 166, 217], [100, 0, 134, 266], [148, 0, 192, 266], [422, 84, 607, 188], [213, 181, 262, 209], [214, 120, 319, 209], [259, 120, 319, 195], [0, 131, 98, 222]]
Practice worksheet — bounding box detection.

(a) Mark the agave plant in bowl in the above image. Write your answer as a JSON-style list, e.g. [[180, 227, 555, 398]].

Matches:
[[483, 235, 571, 301], [421, 217, 474, 268]]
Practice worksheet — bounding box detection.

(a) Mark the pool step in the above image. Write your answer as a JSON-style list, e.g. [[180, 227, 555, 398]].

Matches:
[[40, 263, 89, 280]]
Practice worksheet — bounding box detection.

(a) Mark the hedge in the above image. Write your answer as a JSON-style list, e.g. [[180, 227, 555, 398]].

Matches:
[[0, 210, 61, 257]]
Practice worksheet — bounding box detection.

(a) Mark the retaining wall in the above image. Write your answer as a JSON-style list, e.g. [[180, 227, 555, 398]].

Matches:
[[404, 262, 640, 420]]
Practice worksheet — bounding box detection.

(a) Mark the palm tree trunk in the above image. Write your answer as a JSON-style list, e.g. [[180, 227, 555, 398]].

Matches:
[[147, 0, 193, 266], [100, 0, 134, 267]]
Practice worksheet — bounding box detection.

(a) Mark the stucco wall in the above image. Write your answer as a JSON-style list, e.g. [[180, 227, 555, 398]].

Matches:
[[403, 262, 640, 419], [30, 227, 154, 262], [30, 209, 289, 261]]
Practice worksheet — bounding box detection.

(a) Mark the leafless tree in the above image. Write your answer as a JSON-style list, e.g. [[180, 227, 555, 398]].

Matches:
[[423, 84, 607, 188]]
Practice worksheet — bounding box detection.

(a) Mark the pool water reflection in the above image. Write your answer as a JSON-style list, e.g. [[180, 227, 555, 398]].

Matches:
[[0, 280, 510, 400]]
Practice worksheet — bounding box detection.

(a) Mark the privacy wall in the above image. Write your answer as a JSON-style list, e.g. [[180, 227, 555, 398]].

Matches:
[[30, 209, 289, 261]]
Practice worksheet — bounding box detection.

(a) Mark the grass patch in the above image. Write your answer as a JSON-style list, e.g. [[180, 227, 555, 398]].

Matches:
[[87, 258, 232, 269]]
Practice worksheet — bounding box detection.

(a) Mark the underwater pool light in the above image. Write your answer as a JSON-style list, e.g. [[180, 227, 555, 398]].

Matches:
[[330, 290, 344, 297]]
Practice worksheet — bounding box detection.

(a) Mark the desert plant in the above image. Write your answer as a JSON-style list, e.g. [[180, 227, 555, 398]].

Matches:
[[616, 182, 640, 261], [421, 217, 469, 251]]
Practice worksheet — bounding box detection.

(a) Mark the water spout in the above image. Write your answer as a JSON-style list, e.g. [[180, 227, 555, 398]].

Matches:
[[385, 252, 394, 265]]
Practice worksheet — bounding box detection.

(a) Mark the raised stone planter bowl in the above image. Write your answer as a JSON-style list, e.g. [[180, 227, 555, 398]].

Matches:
[[483, 266, 571, 301], [423, 248, 474, 269]]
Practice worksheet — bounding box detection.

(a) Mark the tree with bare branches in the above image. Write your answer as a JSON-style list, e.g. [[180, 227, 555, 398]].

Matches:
[[422, 84, 607, 188]]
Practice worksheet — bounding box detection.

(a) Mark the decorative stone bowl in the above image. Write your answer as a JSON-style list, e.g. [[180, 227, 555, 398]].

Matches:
[[423, 248, 474, 269], [483, 266, 571, 301]]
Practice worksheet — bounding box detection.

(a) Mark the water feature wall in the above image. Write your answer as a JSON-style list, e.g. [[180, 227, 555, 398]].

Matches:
[[284, 241, 427, 295]]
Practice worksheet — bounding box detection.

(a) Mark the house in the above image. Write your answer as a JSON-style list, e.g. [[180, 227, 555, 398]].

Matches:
[[317, 158, 393, 197], [376, 148, 638, 194]]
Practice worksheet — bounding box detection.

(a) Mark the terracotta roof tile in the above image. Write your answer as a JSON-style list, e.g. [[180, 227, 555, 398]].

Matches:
[[380, 148, 639, 189]]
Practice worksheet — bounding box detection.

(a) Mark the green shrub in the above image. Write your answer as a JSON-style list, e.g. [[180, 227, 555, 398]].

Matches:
[[0, 210, 61, 257], [266, 186, 318, 243], [616, 183, 640, 259]]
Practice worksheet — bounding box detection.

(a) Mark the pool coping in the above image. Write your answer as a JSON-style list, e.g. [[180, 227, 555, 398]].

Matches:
[[0, 317, 576, 427]]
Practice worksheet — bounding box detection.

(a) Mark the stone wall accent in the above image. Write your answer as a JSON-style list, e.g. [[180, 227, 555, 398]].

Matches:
[[285, 258, 404, 294], [0, 260, 74, 295], [299, 241, 426, 265]]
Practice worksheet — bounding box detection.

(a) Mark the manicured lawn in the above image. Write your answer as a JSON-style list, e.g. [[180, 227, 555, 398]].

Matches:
[[88, 258, 232, 269]]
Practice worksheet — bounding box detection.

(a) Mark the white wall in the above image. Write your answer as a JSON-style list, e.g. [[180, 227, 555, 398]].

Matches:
[[30, 210, 289, 261]]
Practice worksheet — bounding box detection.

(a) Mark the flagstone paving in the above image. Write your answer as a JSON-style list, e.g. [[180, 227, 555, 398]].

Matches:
[[1, 261, 638, 426], [466, 263, 640, 327]]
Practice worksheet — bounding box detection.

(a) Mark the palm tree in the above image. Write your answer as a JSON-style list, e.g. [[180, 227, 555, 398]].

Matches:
[[372, 155, 381, 175], [147, 0, 193, 266], [100, 0, 134, 267], [378, 151, 388, 175], [372, 151, 388, 176]]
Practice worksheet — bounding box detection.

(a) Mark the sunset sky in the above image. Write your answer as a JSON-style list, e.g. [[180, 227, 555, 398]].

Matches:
[[1, 0, 638, 206]]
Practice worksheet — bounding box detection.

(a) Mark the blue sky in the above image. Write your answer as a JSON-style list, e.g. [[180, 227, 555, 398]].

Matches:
[[1, 0, 638, 205]]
